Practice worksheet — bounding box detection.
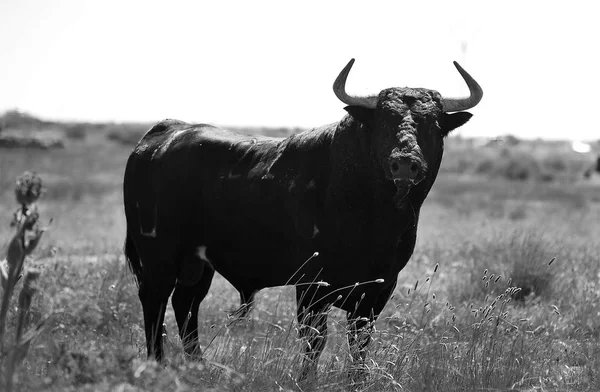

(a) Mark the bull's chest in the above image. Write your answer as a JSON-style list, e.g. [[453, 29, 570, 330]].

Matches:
[[314, 218, 415, 282]]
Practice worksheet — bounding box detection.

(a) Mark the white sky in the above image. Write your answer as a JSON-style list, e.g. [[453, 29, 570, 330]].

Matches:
[[1, 0, 598, 140]]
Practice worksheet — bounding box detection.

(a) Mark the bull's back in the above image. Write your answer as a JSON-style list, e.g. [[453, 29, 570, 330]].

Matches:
[[124, 120, 292, 236]]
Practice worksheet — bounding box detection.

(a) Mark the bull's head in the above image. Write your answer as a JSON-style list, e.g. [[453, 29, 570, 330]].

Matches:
[[333, 59, 483, 201]]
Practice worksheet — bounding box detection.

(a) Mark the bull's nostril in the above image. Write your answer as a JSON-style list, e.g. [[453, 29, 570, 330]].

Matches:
[[391, 161, 400, 173], [410, 163, 419, 175]]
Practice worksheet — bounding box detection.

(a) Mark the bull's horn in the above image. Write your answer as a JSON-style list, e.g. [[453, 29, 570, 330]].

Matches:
[[333, 59, 378, 109], [441, 61, 483, 112]]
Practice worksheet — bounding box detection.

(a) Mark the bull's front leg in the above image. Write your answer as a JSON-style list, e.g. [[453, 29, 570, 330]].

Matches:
[[346, 282, 397, 383], [346, 314, 374, 383], [296, 289, 330, 382]]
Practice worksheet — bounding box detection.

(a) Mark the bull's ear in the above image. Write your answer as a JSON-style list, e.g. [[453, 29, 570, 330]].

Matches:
[[345, 106, 375, 126], [439, 112, 472, 137]]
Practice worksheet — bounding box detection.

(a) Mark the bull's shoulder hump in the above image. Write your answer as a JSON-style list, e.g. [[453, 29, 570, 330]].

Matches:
[[143, 120, 221, 139], [197, 126, 281, 145], [133, 120, 203, 156], [143, 119, 283, 145], [145, 119, 189, 136], [134, 121, 283, 158]]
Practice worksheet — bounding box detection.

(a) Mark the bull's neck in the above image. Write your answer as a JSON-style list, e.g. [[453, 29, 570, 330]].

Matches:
[[271, 122, 337, 186], [329, 115, 425, 221], [330, 115, 390, 194]]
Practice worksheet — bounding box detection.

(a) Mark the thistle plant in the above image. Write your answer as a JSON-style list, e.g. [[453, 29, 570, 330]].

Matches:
[[0, 171, 51, 391]]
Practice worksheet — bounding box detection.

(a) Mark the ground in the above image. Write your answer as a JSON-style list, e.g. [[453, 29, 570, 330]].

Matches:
[[0, 122, 599, 391]]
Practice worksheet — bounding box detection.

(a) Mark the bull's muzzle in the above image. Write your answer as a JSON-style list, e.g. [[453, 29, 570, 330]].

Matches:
[[389, 157, 423, 186], [388, 157, 425, 201]]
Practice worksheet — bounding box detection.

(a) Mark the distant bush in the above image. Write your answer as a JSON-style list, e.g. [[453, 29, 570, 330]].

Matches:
[[63, 124, 87, 140], [444, 137, 594, 182], [0, 110, 55, 131], [0, 134, 64, 149], [105, 124, 150, 145], [542, 156, 568, 173], [474, 153, 543, 181], [502, 154, 543, 181], [474, 158, 495, 176], [0, 111, 67, 149]]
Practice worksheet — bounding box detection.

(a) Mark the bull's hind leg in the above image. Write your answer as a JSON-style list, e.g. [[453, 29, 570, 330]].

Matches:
[[138, 259, 178, 362], [172, 257, 215, 360]]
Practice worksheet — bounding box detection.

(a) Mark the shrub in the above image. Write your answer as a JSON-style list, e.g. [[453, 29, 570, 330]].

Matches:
[[63, 124, 87, 140], [501, 155, 543, 181], [0, 110, 53, 131], [542, 156, 568, 173], [450, 230, 557, 302], [0, 171, 51, 391], [474, 158, 495, 176]]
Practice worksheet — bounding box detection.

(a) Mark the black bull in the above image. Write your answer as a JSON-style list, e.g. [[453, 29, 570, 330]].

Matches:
[[123, 59, 483, 379]]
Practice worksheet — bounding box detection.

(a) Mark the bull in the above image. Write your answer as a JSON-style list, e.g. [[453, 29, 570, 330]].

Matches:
[[123, 59, 482, 380]]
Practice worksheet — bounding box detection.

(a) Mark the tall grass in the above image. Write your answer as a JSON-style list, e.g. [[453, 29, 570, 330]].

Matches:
[[0, 126, 599, 390], [15, 235, 598, 391]]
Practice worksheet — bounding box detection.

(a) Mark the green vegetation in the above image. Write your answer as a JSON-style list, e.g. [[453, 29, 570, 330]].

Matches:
[[1, 112, 600, 390]]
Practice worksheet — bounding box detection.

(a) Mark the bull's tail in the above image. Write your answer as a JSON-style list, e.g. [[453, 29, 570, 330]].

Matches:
[[122, 120, 181, 288], [124, 232, 143, 287]]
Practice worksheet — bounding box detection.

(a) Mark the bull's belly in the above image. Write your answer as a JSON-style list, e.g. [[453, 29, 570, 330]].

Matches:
[[202, 236, 397, 295], [204, 240, 313, 289]]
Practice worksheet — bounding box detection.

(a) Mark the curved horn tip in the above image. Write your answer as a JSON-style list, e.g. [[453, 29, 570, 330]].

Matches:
[[441, 61, 483, 112], [343, 58, 356, 72], [332, 58, 378, 109], [452, 61, 473, 79]]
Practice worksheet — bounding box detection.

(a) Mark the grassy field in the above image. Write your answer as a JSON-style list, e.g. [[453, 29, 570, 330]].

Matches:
[[1, 119, 600, 391]]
